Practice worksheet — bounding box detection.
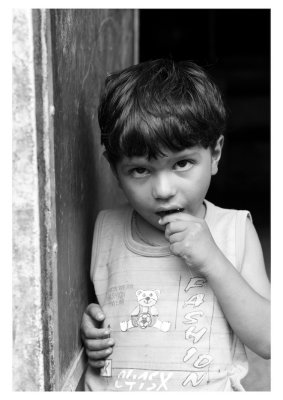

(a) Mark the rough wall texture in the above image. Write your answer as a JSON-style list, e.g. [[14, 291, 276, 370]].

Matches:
[[12, 9, 44, 391], [12, 9, 136, 390], [50, 9, 136, 388]]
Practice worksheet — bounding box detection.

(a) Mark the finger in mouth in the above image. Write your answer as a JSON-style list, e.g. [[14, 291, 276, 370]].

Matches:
[[156, 208, 184, 218]]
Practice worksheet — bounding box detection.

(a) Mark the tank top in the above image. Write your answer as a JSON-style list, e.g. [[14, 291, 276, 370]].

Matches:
[[84, 199, 250, 391]]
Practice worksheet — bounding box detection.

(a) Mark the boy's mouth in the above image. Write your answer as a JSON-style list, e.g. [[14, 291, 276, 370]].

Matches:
[[156, 208, 184, 218]]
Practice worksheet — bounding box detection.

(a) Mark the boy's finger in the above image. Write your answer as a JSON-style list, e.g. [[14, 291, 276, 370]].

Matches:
[[159, 212, 195, 226], [168, 231, 185, 244], [85, 337, 114, 351], [86, 303, 105, 322], [85, 344, 114, 359], [165, 221, 187, 237], [169, 241, 182, 256], [82, 325, 111, 339], [88, 360, 106, 369]]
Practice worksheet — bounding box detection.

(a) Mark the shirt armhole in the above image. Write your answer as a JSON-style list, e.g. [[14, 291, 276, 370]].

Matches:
[[90, 210, 107, 283], [235, 210, 252, 273]]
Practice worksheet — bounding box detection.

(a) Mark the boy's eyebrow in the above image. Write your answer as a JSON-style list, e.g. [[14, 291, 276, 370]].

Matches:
[[121, 150, 201, 166], [161, 150, 202, 161]]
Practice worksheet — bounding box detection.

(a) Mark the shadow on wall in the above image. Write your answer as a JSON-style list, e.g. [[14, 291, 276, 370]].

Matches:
[[50, 9, 133, 389]]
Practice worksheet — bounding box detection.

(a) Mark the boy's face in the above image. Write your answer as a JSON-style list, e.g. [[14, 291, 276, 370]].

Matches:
[[114, 138, 223, 232]]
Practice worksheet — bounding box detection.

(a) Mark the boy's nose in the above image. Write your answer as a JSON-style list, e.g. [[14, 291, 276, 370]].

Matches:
[[152, 173, 176, 200]]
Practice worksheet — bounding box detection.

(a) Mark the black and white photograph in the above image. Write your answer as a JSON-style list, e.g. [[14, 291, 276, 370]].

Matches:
[[10, 3, 276, 393]]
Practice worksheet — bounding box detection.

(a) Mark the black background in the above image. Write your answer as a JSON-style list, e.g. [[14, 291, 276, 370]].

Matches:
[[140, 9, 270, 276]]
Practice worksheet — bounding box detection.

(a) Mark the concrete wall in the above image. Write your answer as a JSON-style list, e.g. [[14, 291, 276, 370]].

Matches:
[[12, 9, 45, 391]]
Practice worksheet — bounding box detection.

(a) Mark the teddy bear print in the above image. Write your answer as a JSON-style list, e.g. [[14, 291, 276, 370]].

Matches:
[[120, 289, 171, 332]]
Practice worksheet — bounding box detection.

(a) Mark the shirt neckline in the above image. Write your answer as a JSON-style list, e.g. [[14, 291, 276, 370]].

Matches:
[[124, 199, 214, 257]]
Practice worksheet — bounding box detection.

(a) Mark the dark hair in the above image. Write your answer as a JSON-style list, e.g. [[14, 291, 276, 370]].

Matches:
[[98, 59, 226, 165]]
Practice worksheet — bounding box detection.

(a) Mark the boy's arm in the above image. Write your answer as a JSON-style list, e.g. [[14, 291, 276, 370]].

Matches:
[[203, 218, 270, 358], [160, 213, 270, 359], [81, 303, 115, 368]]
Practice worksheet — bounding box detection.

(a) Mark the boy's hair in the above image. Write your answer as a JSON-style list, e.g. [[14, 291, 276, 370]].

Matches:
[[98, 59, 226, 165]]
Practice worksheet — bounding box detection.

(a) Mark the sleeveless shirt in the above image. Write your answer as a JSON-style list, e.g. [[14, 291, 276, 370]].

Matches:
[[84, 199, 250, 391]]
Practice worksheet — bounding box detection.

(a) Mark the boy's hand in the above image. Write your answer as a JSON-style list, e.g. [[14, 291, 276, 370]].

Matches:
[[81, 303, 114, 368], [159, 213, 221, 275]]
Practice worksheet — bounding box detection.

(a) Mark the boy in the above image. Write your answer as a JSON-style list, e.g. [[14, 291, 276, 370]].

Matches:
[[81, 59, 270, 391]]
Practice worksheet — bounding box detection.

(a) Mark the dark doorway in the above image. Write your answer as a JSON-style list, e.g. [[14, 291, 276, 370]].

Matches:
[[140, 9, 270, 278]]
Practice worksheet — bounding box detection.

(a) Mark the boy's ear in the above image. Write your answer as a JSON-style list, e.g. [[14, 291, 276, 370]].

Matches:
[[211, 135, 224, 176]]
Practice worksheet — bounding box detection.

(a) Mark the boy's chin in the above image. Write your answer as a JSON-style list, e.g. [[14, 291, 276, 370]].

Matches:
[[155, 223, 166, 232], [138, 213, 166, 232]]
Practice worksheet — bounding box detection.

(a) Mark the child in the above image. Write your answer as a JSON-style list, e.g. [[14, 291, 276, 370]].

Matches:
[[81, 59, 270, 391]]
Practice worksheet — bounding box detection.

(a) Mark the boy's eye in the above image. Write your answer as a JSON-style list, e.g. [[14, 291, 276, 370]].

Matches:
[[174, 160, 194, 171], [130, 167, 150, 178]]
